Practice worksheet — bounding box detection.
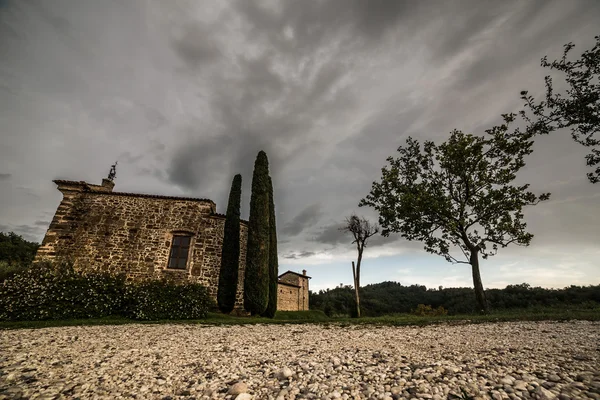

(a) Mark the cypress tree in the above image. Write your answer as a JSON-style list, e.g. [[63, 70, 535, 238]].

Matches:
[[244, 151, 270, 315], [262, 176, 279, 318], [217, 174, 242, 314]]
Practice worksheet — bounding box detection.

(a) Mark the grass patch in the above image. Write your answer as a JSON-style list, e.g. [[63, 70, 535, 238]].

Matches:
[[1, 307, 598, 330]]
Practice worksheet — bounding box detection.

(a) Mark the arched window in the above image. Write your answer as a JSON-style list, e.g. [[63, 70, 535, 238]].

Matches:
[[168, 234, 192, 269]]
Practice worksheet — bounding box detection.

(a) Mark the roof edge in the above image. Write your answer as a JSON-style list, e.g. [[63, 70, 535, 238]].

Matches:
[[278, 270, 312, 279], [52, 180, 216, 204]]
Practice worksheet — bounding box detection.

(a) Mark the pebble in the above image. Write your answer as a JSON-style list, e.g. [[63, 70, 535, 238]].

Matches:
[[228, 382, 248, 395], [0, 321, 597, 399]]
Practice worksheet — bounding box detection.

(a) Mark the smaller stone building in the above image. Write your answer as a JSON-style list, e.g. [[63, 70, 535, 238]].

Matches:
[[277, 270, 311, 311]]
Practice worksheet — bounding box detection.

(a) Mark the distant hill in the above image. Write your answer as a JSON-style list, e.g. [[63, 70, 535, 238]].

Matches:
[[309, 281, 600, 316]]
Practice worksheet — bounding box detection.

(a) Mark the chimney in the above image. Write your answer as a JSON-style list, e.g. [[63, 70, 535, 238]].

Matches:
[[302, 269, 306, 276], [101, 178, 115, 192]]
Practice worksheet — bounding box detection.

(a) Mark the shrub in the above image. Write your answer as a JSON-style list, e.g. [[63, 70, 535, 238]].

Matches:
[[0, 262, 213, 321], [0, 261, 126, 321], [412, 304, 448, 317], [0, 260, 29, 282], [124, 280, 214, 321]]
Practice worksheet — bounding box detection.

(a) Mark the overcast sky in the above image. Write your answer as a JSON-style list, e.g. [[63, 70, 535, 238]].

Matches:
[[1, 0, 599, 292]]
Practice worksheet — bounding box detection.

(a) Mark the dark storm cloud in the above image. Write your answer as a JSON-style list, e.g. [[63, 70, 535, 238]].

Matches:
[[164, 5, 360, 201], [281, 203, 323, 237], [0, 173, 11, 181]]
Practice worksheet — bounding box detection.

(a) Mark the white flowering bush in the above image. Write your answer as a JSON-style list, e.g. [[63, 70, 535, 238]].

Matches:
[[124, 279, 214, 320], [0, 261, 126, 321], [0, 261, 213, 321]]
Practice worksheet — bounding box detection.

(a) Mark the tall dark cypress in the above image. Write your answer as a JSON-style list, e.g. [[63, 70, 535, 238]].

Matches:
[[244, 151, 270, 315], [217, 174, 242, 313], [262, 176, 279, 318]]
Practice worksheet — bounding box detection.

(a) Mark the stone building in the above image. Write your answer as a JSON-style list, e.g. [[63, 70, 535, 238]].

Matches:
[[277, 270, 311, 311], [35, 175, 309, 311]]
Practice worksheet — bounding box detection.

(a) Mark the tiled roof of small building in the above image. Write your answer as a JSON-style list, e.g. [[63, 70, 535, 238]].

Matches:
[[53, 180, 215, 203], [278, 270, 312, 279]]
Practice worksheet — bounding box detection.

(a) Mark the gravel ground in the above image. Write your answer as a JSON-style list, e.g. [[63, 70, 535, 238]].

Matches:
[[0, 321, 598, 400]]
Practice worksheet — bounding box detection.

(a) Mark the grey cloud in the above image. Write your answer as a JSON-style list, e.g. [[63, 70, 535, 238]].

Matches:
[[34, 220, 50, 226], [0, 173, 11, 181], [236, 0, 414, 50], [172, 23, 222, 67], [281, 203, 323, 237], [0, 223, 44, 242], [283, 251, 316, 260], [311, 222, 347, 246]]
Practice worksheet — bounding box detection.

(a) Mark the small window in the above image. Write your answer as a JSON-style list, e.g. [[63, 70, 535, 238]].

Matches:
[[168, 235, 191, 270]]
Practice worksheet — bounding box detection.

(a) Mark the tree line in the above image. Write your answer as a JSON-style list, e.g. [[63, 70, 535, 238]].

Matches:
[[310, 281, 600, 317]]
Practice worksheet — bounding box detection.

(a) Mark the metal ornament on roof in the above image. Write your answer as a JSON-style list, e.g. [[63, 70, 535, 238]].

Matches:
[[107, 161, 118, 181]]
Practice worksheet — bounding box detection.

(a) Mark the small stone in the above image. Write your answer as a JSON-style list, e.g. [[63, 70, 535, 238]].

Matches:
[[236, 394, 253, 400], [514, 380, 528, 391], [228, 382, 248, 395], [279, 367, 293, 379], [534, 386, 557, 400], [548, 375, 561, 383], [500, 377, 515, 385]]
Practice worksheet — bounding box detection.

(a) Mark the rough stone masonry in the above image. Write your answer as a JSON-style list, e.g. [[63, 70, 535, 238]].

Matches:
[[35, 176, 309, 311]]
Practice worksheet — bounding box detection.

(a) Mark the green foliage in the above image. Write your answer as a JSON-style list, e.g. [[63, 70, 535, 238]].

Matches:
[[124, 280, 213, 321], [244, 151, 271, 315], [310, 281, 600, 317], [263, 176, 279, 318], [0, 261, 29, 282], [521, 36, 600, 183], [0, 261, 213, 321], [412, 304, 448, 316], [0, 261, 126, 321], [360, 115, 550, 312], [0, 231, 39, 267], [217, 174, 242, 314]]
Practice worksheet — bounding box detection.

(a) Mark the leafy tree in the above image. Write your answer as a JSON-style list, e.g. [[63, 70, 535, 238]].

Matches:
[[244, 151, 271, 315], [520, 36, 600, 183], [262, 176, 279, 318], [0, 231, 39, 266], [340, 214, 378, 318], [359, 115, 550, 313], [217, 174, 242, 314]]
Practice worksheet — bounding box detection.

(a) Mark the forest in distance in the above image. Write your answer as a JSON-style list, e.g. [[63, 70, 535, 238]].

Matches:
[[309, 281, 600, 317]]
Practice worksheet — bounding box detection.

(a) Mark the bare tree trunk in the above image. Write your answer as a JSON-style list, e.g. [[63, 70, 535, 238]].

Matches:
[[352, 261, 361, 318], [469, 250, 489, 314]]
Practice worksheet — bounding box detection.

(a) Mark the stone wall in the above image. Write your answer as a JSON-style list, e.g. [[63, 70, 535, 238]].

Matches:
[[277, 284, 301, 311], [276, 272, 309, 311], [36, 180, 248, 309]]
